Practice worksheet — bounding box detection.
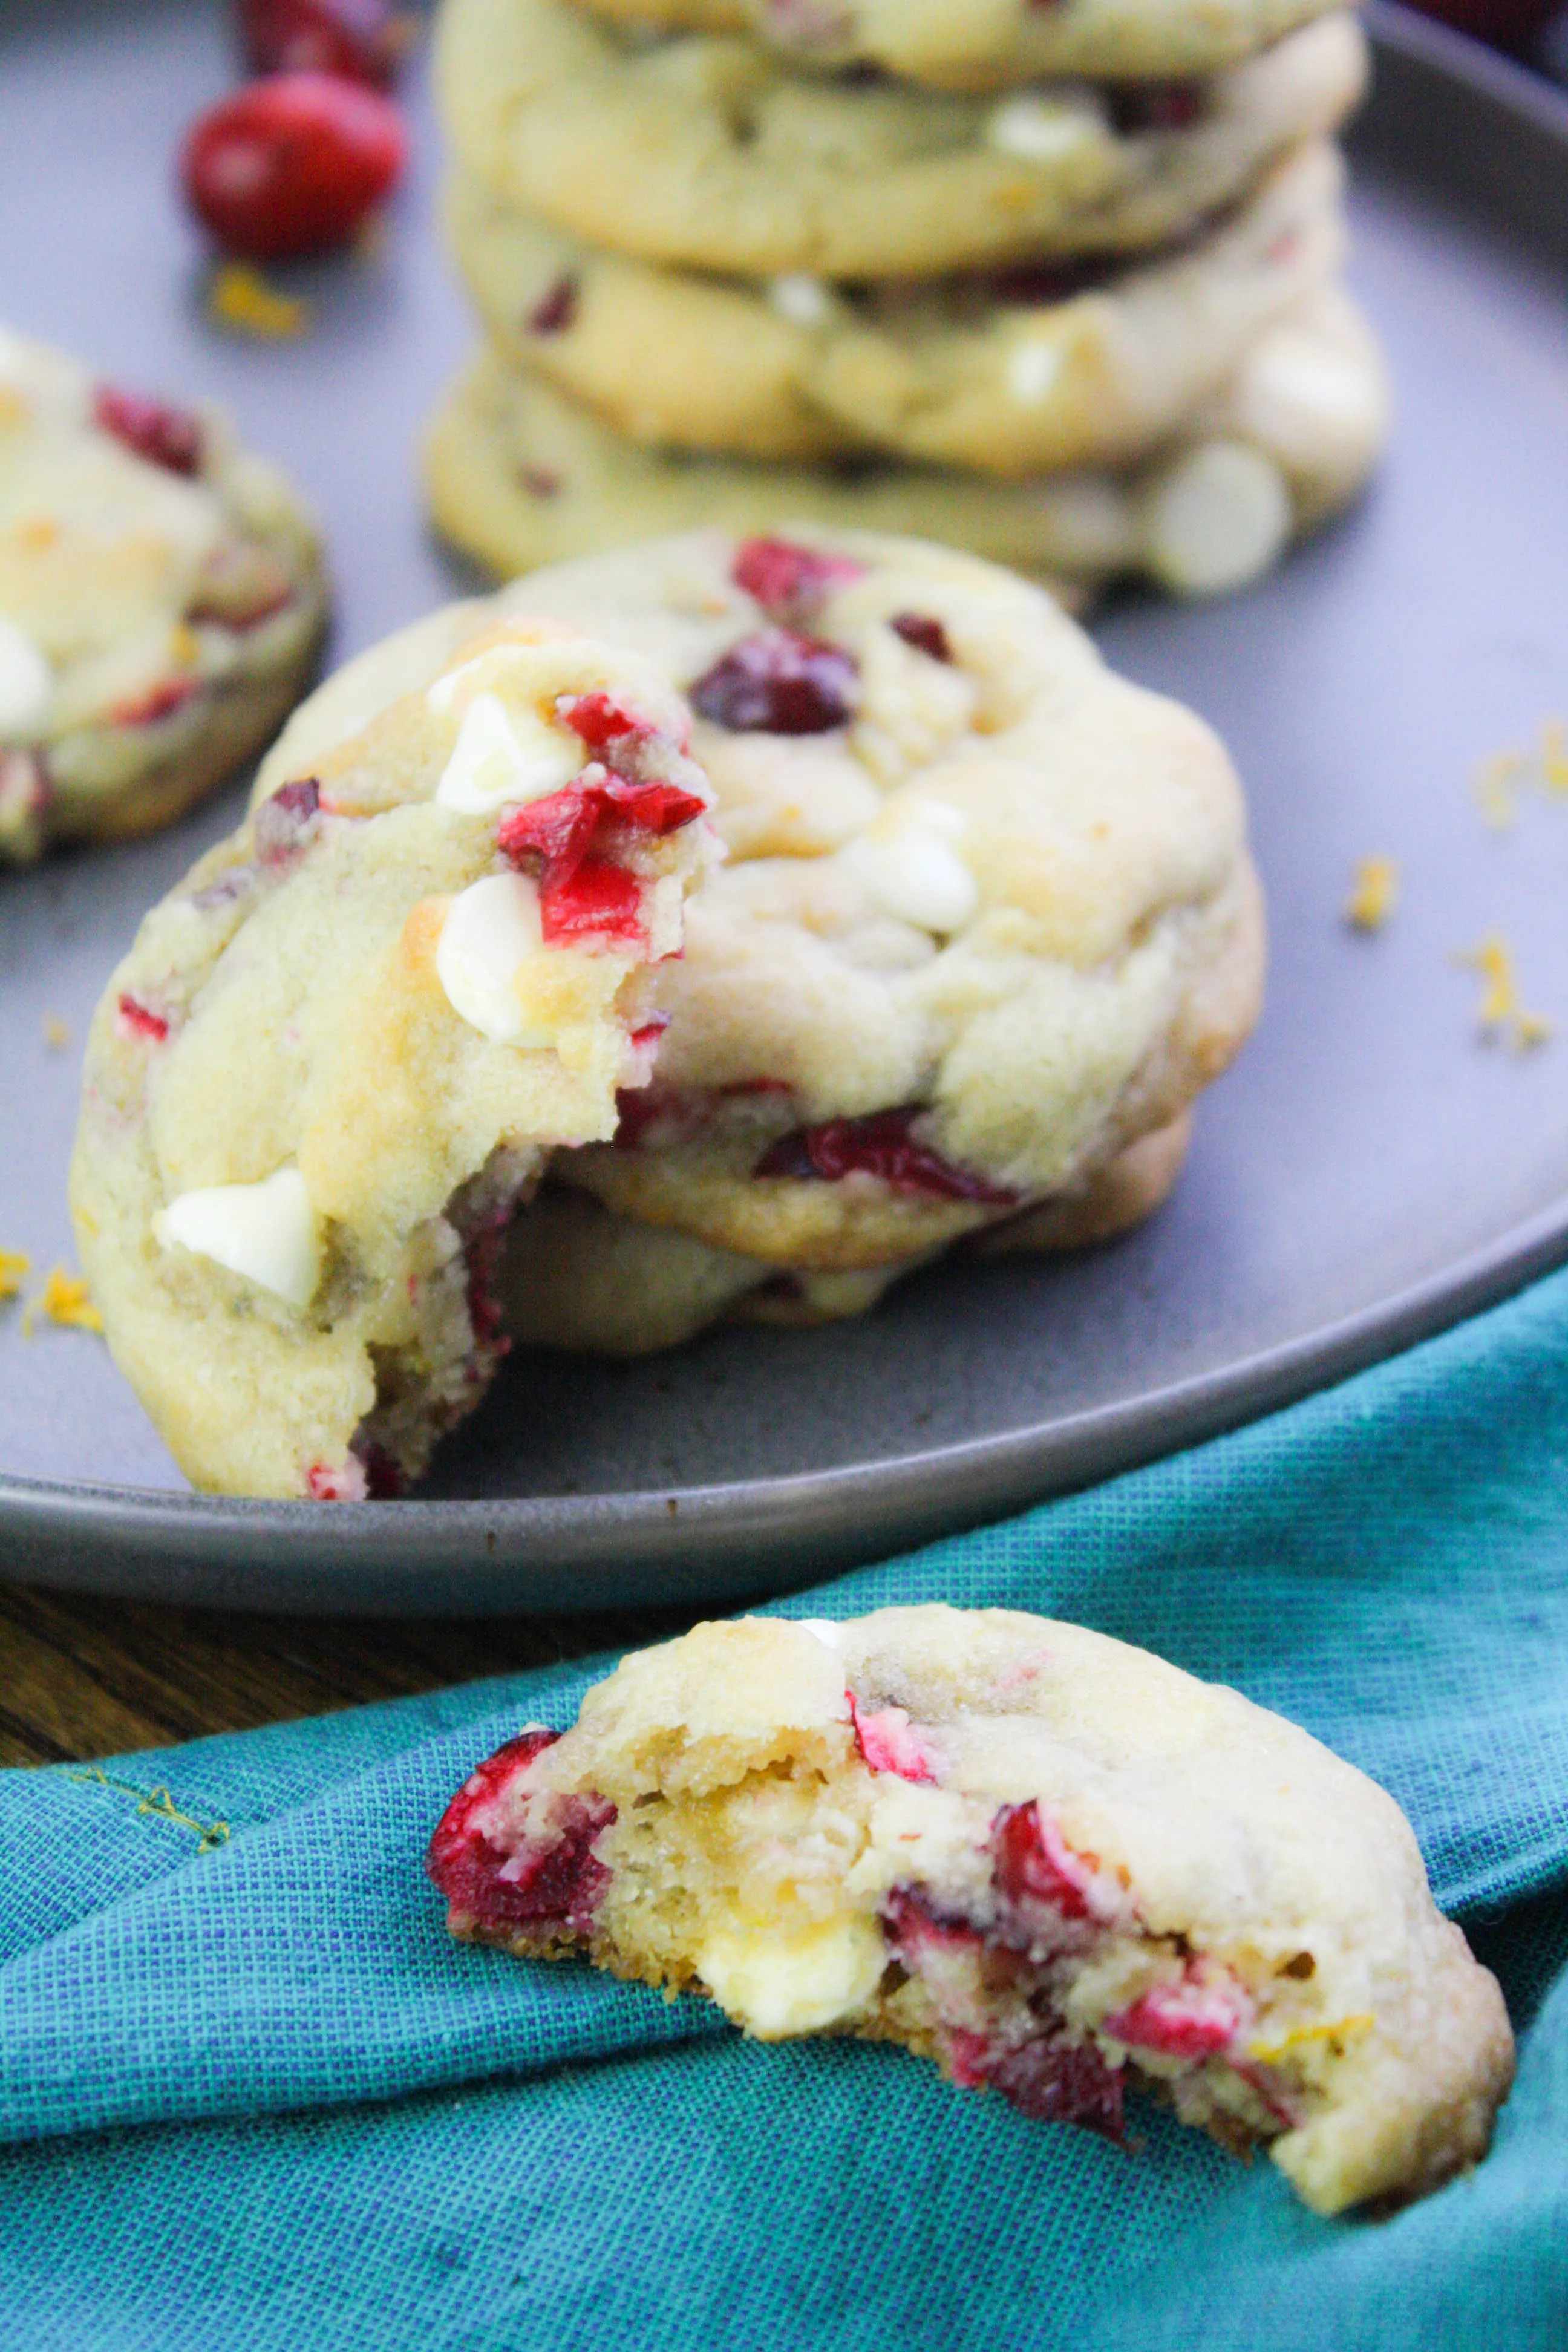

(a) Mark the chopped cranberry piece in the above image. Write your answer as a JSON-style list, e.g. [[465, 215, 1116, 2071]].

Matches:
[[890, 613, 952, 664], [93, 385, 204, 476], [754, 1106, 1017, 1205], [558, 692, 642, 753], [732, 536, 866, 627], [690, 630, 858, 736], [254, 777, 321, 865], [181, 73, 405, 262], [881, 1883, 986, 1961], [426, 1728, 615, 1936], [521, 468, 561, 500], [500, 776, 705, 887], [629, 1017, 670, 1053], [541, 858, 645, 949], [307, 1457, 368, 1501], [464, 1224, 512, 1353], [1103, 1975, 1243, 2062], [111, 679, 201, 727], [991, 1801, 1097, 1921], [238, 0, 410, 89], [528, 274, 580, 335], [848, 1693, 936, 1783], [985, 2032, 1125, 2138], [1107, 81, 1203, 136], [115, 994, 170, 1044]]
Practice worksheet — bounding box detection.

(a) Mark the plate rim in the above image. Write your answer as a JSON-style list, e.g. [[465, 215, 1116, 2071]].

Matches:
[[7, 1, 1568, 1608]]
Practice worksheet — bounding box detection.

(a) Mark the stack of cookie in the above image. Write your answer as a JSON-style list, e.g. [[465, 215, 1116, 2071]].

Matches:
[[425, 0, 1387, 601]]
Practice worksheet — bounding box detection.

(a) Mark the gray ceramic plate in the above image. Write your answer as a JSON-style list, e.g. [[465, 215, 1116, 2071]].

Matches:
[[3, 2, 1568, 1612]]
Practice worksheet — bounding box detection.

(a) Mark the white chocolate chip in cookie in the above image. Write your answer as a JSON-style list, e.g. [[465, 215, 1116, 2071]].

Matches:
[[985, 88, 1108, 162], [697, 1913, 887, 2037], [0, 617, 53, 734], [843, 800, 978, 935], [436, 871, 560, 1044], [768, 273, 834, 328], [155, 1166, 322, 1307], [435, 689, 581, 813], [1007, 335, 1068, 408], [1143, 439, 1292, 596]]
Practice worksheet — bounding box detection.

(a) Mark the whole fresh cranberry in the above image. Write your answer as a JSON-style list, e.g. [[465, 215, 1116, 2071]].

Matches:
[[181, 73, 406, 262], [238, 0, 410, 88]]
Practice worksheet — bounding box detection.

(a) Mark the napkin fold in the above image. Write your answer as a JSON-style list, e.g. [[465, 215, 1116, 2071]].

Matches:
[[5, 1267, 1568, 2348]]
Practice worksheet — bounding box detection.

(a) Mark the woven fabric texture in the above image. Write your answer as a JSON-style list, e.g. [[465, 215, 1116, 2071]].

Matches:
[[4, 1264, 1568, 2348]]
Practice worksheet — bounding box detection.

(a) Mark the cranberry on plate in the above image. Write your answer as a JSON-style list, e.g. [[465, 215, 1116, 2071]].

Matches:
[[181, 71, 406, 262]]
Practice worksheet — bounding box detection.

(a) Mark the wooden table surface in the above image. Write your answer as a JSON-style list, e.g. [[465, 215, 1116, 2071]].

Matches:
[[0, 1579, 699, 1769]]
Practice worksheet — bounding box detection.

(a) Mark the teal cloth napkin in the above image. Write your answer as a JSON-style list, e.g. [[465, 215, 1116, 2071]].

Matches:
[[5, 1267, 1568, 2350]]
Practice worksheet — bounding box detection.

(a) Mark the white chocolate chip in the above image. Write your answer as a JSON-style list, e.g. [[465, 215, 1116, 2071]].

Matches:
[[434, 691, 581, 814], [1142, 440, 1292, 598], [436, 872, 558, 1046], [843, 801, 978, 935], [697, 1914, 887, 2037], [768, 273, 833, 328], [1007, 336, 1067, 407], [795, 1618, 843, 1651], [155, 1166, 321, 1308], [986, 90, 1106, 163], [0, 617, 53, 735]]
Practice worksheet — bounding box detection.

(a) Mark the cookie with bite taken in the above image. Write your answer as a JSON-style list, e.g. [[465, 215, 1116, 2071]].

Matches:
[[428, 1606, 1515, 2218], [0, 327, 325, 863], [70, 616, 717, 1497]]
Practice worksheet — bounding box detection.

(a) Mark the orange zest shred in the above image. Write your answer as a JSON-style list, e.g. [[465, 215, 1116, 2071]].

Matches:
[[0, 1250, 30, 1302], [1472, 717, 1568, 829], [1452, 934, 1552, 1052], [21, 1266, 105, 1336], [1344, 856, 1399, 932], [208, 263, 309, 341]]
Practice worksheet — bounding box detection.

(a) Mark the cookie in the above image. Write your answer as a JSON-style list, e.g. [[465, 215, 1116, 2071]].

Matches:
[[574, 0, 1345, 91], [0, 327, 325, 864], [70, 619, 719, 1498], [423, 284, 1389, 598], [472, 527, 1262, 1275], [427, 1606, 1515, 2217], [446, 137, 1344, 475], [500, 1118, 1190, 1354], [436, 0, 1365, 280]]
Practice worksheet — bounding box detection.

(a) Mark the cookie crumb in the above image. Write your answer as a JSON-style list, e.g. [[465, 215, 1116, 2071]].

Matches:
[[42, 1015, 70, 1051], [22, 1266, 105, 1336], [1452, 934, 1552, 1052], [0, 1249, 30, 1302], [1344, 856, 1398, 932], [208, 263, 309, 341]]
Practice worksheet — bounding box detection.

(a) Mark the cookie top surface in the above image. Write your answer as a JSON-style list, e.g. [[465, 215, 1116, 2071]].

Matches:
[[436, 0, 1365, 279], [0, 327, 324, 860], [72, 616, 716, 1497], [448, 137, 1345, 475], [434, 1604, 1514, 2216], [574, 0, 1345, 90], [482, 527, 1263, 1260]]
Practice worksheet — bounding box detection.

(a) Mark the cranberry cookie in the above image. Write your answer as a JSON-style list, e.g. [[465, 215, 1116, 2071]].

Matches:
[[428, 1607, 1515, 2217], [436, 0, 1365, 281], [574, 0, 1345, 91], [425, 284, 1388, 598], [0, 327, 325, 863], [445, 138, 1344, 474], [471, 528, 1262, 1294], [70, 618, 717, 1497]]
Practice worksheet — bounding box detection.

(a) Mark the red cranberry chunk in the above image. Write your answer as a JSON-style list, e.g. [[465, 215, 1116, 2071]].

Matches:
[[559, 692, 641, 753], [254, 777, 321, 865], [464, 1224, 512, 1353], [1107, 81, 1204, 136], [238, 0, 410, 88], [690, 631, 857, 736], [94, 385, 203, 476], [528, 274, 580, 335], [116, 994, 169, 1044], [848, 1693, 936, 1783], [991, 1800, 1095, 1920], [984, 2032, 1125, 2138], [111, 679, 200, 727], [426, 1730, 615, 1935], [1104, 1975, 1243, 2062], [754, 1106, 1018, 1205], [890, 612, 952, 664], [987, 253, 1113, 306], [181, 72, 405, 263], [541, 858, 645, 949], [499, 774, 706, 895], [732, 536, 866, 626], [881, 1883, 986, 1962]]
